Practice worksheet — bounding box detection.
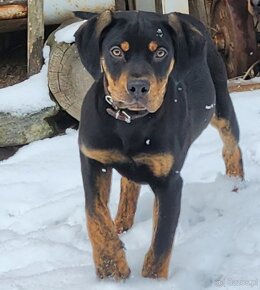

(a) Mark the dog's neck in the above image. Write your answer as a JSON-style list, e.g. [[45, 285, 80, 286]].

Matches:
[[103, 77, 149, 124]]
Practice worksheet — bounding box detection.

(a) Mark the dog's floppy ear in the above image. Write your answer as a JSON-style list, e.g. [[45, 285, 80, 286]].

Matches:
[[75, 10, 112, 80], [167, 13, 206, 62]]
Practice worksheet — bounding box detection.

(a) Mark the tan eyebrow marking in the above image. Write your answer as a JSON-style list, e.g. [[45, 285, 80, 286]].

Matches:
[[148, 41, 158, 52], [120, 41, 130, 52]]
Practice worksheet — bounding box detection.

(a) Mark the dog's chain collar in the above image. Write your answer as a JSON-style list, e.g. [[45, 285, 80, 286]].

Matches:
[[105, 95, 132, 123], [103, 78, 149, 124]]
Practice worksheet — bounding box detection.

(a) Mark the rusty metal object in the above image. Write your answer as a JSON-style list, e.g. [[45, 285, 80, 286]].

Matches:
[[0, 4, 27, 20], [211, 0, 258, 78], [0, 0, 27, 5], [213, 31, 225, 50]]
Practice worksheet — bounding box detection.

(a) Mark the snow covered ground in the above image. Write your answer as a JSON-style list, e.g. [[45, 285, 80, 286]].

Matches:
[[1, 88, 260, 290]]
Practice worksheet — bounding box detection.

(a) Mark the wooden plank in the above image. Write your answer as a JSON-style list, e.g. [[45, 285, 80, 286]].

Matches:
[[115, 0, 126, 10], [0, 0, 27, 6], [228, 82, 260, 93], [27, 0, 44, 77], [0, 17, 26, 32], [205, 0, 213, 25], [127, 0, 136, 10], [155, 0, 163, 13], [188, 0, 208, 25]]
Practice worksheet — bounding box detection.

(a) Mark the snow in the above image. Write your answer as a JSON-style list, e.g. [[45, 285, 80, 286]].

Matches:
[[156, 28, 164, 38], [0, 88, 260, 289], [55, 21, 86, 44], [145, 139, 151, 145], [205, 104, 215, 110], [0, 46, 55, 116]]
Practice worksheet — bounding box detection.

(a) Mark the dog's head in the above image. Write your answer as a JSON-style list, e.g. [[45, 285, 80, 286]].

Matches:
[[75, 11, 204, 113]]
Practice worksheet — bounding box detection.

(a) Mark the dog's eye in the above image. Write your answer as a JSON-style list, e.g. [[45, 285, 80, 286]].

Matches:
[[110, 46, 124, 58], [154, 48, 168, 60]]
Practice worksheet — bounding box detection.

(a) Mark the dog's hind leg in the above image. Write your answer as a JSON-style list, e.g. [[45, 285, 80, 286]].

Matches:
[[209, 70, 244, 178], [211, 113, 244, 178], [114, 177, 141, 234], [210, 80, 244, 179], [208, 41, 244, 179]]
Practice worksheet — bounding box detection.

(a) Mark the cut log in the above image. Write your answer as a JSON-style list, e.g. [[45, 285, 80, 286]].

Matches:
[[47, 19, 93, 121]]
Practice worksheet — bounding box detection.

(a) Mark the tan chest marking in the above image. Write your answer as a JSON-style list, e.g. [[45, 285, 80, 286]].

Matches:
[[133, 153, 174, 177], [80, 144, 127, 164], [80, 144, 174, 177]]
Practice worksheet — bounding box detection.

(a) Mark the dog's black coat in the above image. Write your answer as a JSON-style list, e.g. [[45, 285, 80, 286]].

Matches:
[[75, 10, 243, 279]]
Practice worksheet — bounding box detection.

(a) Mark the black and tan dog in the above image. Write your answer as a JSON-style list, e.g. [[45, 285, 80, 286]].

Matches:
[[75, 10, 244, 280]]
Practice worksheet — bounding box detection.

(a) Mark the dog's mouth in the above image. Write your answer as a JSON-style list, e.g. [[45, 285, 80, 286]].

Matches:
[[116, 101, 148, 112], [113, 100, 149, 118], [122, 107, 148, 115]]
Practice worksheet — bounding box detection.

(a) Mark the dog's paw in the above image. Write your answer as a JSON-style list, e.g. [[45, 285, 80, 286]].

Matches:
[[95, 252, 131, 280], [142, 249, 169, 279], [114, 217, 133, 234]]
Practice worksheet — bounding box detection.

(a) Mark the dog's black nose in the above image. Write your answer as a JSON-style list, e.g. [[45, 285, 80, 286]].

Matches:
[[127, 79, 150, 98]]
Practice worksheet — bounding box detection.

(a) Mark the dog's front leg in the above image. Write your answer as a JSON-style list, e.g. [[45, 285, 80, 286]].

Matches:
[[142, 174, 183, 279], [80, 152, 130, 280], [115, 177, 141, 234]]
